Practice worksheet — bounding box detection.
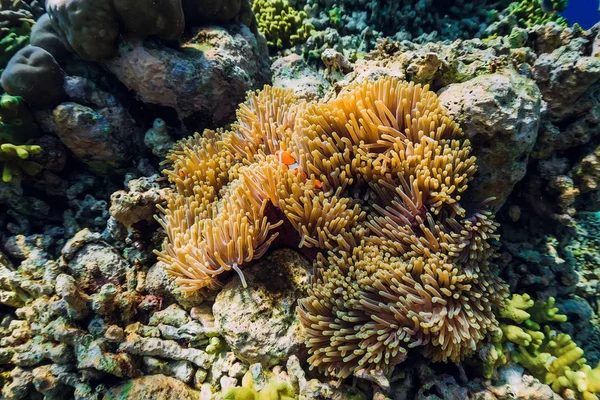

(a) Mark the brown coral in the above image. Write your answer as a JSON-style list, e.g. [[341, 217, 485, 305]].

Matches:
[[155, 77, 507, 378]]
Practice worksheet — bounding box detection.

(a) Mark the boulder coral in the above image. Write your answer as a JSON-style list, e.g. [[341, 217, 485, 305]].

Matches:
[[0, 45, 65, 107], [156, 77, 508, 380], [44, 0, 256, 61]]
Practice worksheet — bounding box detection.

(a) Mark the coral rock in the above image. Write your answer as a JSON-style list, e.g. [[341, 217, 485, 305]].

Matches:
[[271, 54, 331, 101], [213, 249, 311, 367], [103, 374, 201, 399], [109, 177, 165, 229], [103, 24, 270, 131], [438, 70, 542, 210]]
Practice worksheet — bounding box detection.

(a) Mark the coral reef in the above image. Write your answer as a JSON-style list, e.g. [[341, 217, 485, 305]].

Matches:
[[0, 0, 34, 72], [485, 293, 600, 400], [0, 142, 41, 182], [1, 1, 600, 399], [0, 222, 363, 399], [252, 0, 314, 50], [486, 0, 568, 36]]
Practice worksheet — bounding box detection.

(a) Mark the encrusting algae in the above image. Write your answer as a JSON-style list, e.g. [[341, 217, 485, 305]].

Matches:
[[155, 77, 508, 381]]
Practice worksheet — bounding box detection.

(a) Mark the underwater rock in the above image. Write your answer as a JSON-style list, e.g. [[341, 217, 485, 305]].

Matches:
[[103, 24, 270, 131], [483, 365, 562, 399], [109, 176, 166, 230], [142, 357, 195, 384], [271, 54, 331, 101], [213, 249, 311, 367], [438, 70, 543, 210], [60, 229, 130, 290], [34, 76, 140, 175], [144, 118, 175, 158], [532, 30, 600, 158], [103, 374, 201, 399], [145, 262, 208, 310], [112, 0, 185, 40], [118, 334, 212, 369], [148, 304, 190, 328], [285, 355, 366, 400]]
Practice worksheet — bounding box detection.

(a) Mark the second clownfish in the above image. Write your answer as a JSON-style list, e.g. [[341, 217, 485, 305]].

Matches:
[[276, 149, 322, 189]]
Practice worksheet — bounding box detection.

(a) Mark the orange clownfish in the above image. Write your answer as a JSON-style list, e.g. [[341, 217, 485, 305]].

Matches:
[[276, 150, 322, 189]]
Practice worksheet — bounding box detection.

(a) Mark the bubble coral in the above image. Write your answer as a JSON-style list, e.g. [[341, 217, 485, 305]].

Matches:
[[156, 78, 507, 380]]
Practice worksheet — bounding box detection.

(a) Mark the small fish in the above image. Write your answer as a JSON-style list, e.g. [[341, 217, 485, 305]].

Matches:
[[539, 0, 554, 13], [276, 149, 323, 189]]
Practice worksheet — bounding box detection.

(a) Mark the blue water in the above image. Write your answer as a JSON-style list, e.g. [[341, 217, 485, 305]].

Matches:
[[561, 0, 599, 29]]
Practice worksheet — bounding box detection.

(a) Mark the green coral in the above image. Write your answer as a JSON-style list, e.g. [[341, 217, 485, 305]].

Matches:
[[0, 2, 35, 72], [0, 94, 42, 182], [223, 371, 296, 400], [508, 0, 568, 28], [0, 22, 31, 71], [328, 7, 341, 27], [251, 0, 314, 50], [487, 293, 600, 400]]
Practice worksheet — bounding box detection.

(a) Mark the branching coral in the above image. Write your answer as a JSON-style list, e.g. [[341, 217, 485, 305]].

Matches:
[[0, 94, 42, 182], [252, 0, 314, 50], [486, 293, 600, 400], [508, 0, 568, 28], [0, 0, 36, 71], [0, 142, 41, 182], [155, 77, 507, 381]]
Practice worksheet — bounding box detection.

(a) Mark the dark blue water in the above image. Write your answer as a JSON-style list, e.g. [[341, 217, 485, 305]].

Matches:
[[561, 0, 599, 29]]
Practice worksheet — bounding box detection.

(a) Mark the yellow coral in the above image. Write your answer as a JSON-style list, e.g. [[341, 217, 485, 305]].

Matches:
[[491, 295, 599, 400], [223, 371, 296, 400], [0, 143, 42, 182], [252, 0, 313, 50]]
